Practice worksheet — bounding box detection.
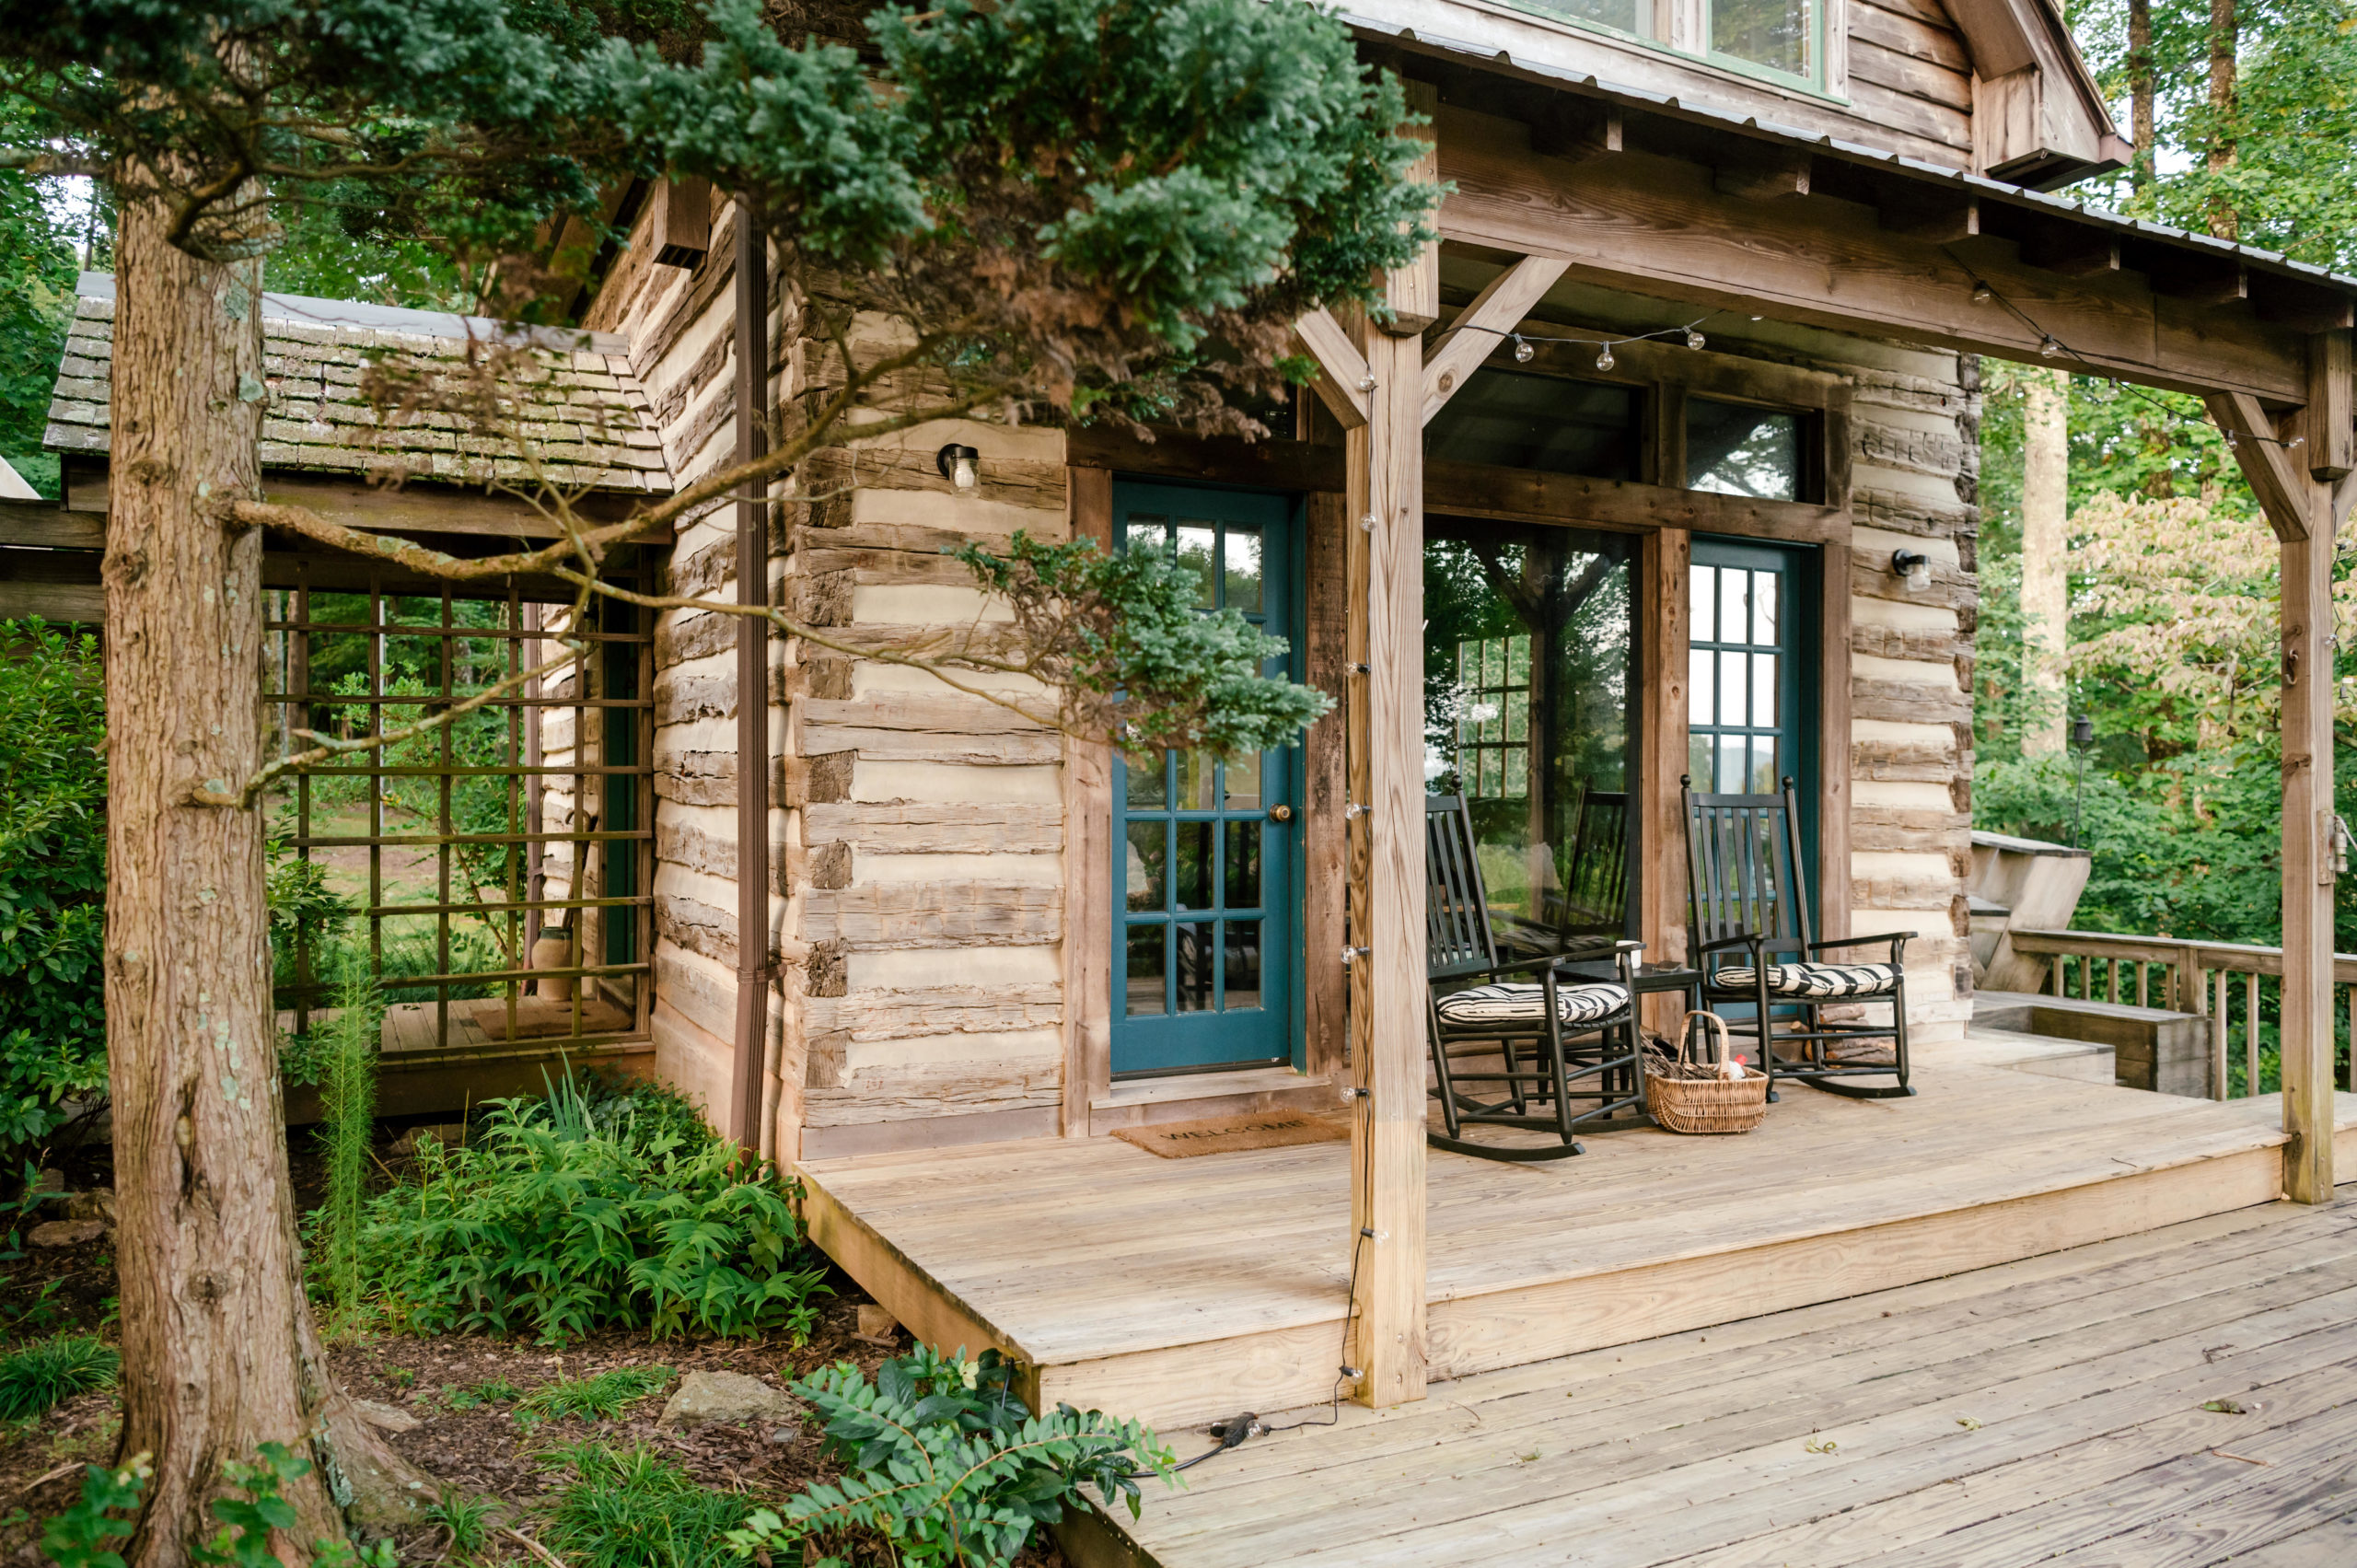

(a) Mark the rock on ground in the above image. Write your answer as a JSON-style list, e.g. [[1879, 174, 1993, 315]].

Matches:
[[657, 1370, 802, 1430]]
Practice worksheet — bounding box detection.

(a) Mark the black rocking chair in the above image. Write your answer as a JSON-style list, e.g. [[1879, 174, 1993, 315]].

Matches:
[[1426, 795, 1644, 1161], [1681, 775, 1916, 1101]]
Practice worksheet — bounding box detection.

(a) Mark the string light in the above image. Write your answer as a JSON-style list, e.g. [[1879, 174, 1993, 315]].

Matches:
[[1512, 334, 1534, 364], [1443, 312, 1720, 370], [1948, 256, 2310, 452], [1686, 329, 1707, 351], [1595, 346, 1615, 372]]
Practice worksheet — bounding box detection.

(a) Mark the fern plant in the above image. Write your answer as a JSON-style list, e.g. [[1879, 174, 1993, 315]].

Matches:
[[354, 1075, 827, 1342], [309, 964, 381, 1333], [726, 1348, 1175, 1568]]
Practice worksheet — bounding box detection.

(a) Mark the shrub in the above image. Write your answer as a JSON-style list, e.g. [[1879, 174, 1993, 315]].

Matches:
[[727, 1347, 1174, 1568], [353, 1074, 828, 1342], [307, 964, 381, 1332], [514, 1366, 673, 1429], [536, 1441, 758, 1568], [0, 621, 107, 1165], [38, 1446, 394, 1568], [0, 1331, 117, 1420]]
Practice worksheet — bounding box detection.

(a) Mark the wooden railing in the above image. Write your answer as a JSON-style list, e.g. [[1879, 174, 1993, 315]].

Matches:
[[2005, 929, 2357, 1102]]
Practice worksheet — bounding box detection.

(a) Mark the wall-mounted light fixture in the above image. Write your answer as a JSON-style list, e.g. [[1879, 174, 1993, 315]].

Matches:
[[935, 443, 981, 497], [1891, 549, 1932, 592]]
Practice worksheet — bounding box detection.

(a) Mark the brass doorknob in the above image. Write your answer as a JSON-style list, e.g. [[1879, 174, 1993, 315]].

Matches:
[[1268, 804, 1294, 823]]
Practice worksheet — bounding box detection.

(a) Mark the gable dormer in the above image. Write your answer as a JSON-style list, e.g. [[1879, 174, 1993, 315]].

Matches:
[[1344, 0, 2128, 187]]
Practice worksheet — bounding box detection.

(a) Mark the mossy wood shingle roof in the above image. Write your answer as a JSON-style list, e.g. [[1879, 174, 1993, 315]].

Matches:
[[45, 273, 676, 494]]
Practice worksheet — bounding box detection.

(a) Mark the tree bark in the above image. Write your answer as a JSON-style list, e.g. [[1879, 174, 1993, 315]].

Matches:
[[106, 191, 432, 1565], [2206, 0, 2239, 241], [2128, 0, 2154, 192], [2018, 367, 2069, 758]]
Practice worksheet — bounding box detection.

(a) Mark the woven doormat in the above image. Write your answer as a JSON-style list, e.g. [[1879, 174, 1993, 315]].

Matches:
[[1112, 1109, 1352, 1158]]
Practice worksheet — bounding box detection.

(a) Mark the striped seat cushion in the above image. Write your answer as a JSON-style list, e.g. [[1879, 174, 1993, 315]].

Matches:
[[1709, 962, 1899, 998], [1434, 981, 1629, 1029]]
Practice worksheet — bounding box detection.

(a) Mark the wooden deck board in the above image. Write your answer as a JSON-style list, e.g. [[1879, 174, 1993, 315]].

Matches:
[[798, 1033, 2353, 1428], [1075, 1187, 2357, 1568]]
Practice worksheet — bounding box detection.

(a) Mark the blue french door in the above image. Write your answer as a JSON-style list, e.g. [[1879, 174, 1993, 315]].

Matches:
[[1111, 482, 1302, 1077]]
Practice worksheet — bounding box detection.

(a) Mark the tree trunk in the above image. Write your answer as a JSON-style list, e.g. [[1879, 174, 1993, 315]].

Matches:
[[2206, 0, 2239, 241], [2128, 0, 2154, 192], [106, 192, 432, 1565], [2018, 367, 2069, 757]]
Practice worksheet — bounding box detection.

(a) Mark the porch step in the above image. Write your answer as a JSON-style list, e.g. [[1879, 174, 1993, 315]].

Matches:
[[1973, 991, 2209, 1098]]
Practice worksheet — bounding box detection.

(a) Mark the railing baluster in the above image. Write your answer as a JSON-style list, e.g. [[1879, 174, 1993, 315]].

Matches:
[[2245, 970, 2261, 1098], [2213, 969, 2230, 1099], [2107, 957, 2120, 1005], [2136, 960, 2149, 1009]]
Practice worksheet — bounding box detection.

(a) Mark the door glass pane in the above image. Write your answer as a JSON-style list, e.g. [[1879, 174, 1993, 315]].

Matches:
[[1224, 749, 1261, 809], [1689, 647, 1713, 725], [1720, 735, 1748, 795], [1718, 650, 1746, 726], [1127, 753, 1167, 807], [1425, 520, 1636, 950], [1752, 572, 1779, 645], [1176, 524, 1217, 607], [1126, 822, 1167, 912], [1173, 820, 1212, 910], [1689, 735, 1713, 786], [1224, 527, 1264, 613], [1175, 921, 1215, 1011], [1751, 738, 1779, 794], [1225, 820, 1261, 910], [1125, 925, 1167, 1016], [1720, 572, 1747, 651], [1690, 566, 1715, 642], [1750, 652, 1779, 726], [1224, 922, 1263, 1011], [1175, 749, 1214, 810]]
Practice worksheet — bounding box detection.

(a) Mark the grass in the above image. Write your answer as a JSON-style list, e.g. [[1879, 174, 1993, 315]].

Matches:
[[443, 1376, 521, 1411], [534, 1442, 756, 1568], [514, 1366, 673, 1429], [424, 1493, 502, 1556], [0, 1333, 119, 1420]]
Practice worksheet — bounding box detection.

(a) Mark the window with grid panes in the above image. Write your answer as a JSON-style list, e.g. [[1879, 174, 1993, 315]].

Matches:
[[1456, 634, 1533, 801]]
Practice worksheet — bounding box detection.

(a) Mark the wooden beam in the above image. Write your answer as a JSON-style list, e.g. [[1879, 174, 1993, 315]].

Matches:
[[649, 177, 712, 270], [1434, 103, 2314, 402], [2206, 392, 2312, 542], [1713, 147, 1812, 202], [1528, 104, 1622, 163], [2280, 494, 2337, 1203], [1424, 459, 1849, 544], [1343, 192, 1434, 1413], [2304, 331, 2352, 482], [2253, 274, 2357, 334], [2020, 229, 2120, 278], [1420, 255, 1572, 424], [2153, 255, 2247, 306], [0, 500, 101, 551], [1293, 308, 1371, 431], [1383, 82, 1442, 335], [1876, 190, 1980, 245], [1818, 540, 1853, 950], [1062, 468, 1115, 1136], [1066, 424, 1342, 491]]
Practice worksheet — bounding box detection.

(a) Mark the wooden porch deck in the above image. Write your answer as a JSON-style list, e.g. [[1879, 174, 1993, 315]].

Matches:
[[796, 1031, 2357, 1436], [1072, 1184, 2357, 1568]]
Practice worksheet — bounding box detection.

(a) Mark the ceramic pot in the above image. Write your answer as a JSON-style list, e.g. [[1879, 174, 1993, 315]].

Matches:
[[530, 927, 574, 1001]]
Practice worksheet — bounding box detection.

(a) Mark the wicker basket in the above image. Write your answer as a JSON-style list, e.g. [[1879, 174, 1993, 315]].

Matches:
[[1643, 1012, 1769, 1134]]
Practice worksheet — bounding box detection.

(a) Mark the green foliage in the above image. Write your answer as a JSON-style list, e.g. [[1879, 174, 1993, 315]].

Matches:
[[604, 0, 1434, 430], [0, 101, 75, 499], [514, 1365, 673, 1428], [442, 1376, 521, 1410], [0, 621, 108, 1165], [308, 966, 382, 1331], [187, 1444, 396, 1568], [726, 1347, 1174, 1568], [424, 1492, 501, 1556], [536, 1441, 758, 1568], [954, 531, 1329, 759], [39, 1453, 146, 1568], [353, 1073, 828, 1342], [0, 1333, 118, 1420]]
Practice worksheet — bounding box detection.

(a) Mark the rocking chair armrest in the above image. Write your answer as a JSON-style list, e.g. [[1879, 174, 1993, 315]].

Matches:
[[1807, 931, 1913, 959], [1485, 941, 1641, 981], [1692, 931, 1769, 958]]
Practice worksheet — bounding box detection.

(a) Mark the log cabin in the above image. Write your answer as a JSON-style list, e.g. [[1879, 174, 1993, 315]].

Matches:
[[15, 0, 2357, 1535]]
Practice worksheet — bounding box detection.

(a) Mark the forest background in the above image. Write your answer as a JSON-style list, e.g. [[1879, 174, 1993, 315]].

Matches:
[[4, 3, 2355, 982]]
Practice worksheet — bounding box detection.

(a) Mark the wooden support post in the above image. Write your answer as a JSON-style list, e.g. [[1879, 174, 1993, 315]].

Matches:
[[1343, 83, 1437, 1411], [2214, 382, 2339, 1197], [729, 202, 772, 1157], [2280, 497, 2337, 1202], [1639, 527, 1691, 1039]]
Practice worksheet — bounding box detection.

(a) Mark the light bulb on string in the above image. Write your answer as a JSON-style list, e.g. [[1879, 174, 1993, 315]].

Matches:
[[2039, 336, 2062, 358], [1595, 345, 1615, 373], [1685, 330, 1706, 351], [1512, 335, 1534, 364]]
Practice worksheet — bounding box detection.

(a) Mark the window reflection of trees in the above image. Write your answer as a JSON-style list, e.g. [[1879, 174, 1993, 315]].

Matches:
[[1423, 522, 1634, 956], [1688, 399, 1804, 502]]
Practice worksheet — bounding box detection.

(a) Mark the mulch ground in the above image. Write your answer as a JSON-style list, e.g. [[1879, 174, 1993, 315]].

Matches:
[[0, 1133, 1071, 1566]]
